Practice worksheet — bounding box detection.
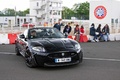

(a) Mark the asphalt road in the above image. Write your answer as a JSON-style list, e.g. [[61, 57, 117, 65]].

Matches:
[[0, 41, 120, 80]]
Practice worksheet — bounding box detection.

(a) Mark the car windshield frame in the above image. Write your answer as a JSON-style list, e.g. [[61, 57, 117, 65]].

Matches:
[[28, 27, 65, 39]]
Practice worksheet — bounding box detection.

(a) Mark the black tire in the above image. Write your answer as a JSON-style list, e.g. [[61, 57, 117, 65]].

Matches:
[[25, 53, 37, 68], [15, 46, 21, 56], [79, 50, 83, 63]]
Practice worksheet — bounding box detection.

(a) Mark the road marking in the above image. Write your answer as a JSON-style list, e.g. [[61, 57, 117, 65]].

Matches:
[[84, 57, 120, 62], [0, 52, 15, 55], [0, 52, 120, 62]]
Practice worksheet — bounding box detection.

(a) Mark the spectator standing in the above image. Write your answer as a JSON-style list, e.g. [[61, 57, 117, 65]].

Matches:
[[74, 24, 80, 42], [63, 23, 72, 38], [102, 24, 110, 41], [89, 23, 98, 42], [79, 25, 85, 42], [53, 19, 63, 31]]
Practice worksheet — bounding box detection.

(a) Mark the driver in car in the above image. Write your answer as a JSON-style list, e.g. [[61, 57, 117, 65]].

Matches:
[[30, 30, 37, 39]]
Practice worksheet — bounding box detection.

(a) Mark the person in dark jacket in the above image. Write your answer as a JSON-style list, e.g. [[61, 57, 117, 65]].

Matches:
[[89, 23, 97, 42], [63, 23, 72, 38], [96, 24, 103, 41], [102, 24, 110, 41], [53, 19, 63, 31], [96, 24, 102, 35]]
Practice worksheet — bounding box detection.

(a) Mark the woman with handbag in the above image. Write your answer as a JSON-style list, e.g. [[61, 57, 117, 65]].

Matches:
[[102, 24, 110, 41], [74, 24, 80, 42], [96, 24, 103, 41]]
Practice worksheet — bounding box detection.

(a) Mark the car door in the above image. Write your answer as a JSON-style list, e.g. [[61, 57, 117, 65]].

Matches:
[[18, 30, 29, 57]]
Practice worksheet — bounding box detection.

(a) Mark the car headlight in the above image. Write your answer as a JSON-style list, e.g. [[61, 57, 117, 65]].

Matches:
[[75, 44, 81, 53], [32, 46, 46, 52]]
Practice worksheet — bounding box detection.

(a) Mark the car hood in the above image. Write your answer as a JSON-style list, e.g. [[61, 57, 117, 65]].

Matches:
[[30, 38, 76, 52]]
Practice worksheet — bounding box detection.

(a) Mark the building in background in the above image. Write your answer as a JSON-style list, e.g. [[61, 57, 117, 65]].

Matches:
[[0, 16, 35, 27], [30, 0, 62, 26], [1, 0, 120, 35]]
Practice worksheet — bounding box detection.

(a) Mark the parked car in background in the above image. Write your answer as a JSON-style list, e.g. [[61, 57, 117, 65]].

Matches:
[[22, 22, 35, 27], [15, 27, 83, 68]]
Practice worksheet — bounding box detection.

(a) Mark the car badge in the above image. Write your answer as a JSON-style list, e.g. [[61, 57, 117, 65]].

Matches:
[[62, 53, 65, 56]]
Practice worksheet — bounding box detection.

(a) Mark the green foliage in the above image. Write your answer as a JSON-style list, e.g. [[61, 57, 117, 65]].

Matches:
[[62, 7, 75, 19], [0, 8, 29, 16], [0, 2, 89, 20], [0, 11, 4, 16], [62, 1, 89, 20]]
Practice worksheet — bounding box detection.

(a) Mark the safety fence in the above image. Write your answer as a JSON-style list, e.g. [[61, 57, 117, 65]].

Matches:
[[0, 26, 28, 34], [68, 33, 120, 42], [0, 32, 21, 44], [0, 33, 120, 44], [0, 26, 120, 44]]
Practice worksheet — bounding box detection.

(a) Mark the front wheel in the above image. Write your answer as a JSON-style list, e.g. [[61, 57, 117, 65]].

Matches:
[[79, 50, 83, 63], [25, 52, 37, 68]]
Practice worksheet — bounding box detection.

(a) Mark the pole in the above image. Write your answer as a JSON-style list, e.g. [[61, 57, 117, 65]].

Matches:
[[15, 6, 17, 27], [2, 17, 5, 33]]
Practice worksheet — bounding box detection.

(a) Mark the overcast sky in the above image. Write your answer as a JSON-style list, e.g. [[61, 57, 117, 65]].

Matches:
[[0, 0, 91, 11]]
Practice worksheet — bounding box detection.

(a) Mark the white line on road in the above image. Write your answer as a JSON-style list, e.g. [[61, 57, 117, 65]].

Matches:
[[0, 52, 120, 62], [0, 52, 15, 55], [84, 57, 120, 62]]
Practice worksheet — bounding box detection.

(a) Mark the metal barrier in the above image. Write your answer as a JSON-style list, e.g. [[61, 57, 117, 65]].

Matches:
[[0, 26, 120, 44]]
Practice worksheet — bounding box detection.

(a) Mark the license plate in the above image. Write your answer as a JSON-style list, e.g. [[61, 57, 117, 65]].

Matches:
[[55, 58, 71, 63]]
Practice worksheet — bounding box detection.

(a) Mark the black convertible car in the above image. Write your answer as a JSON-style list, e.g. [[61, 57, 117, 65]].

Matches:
[[15, 27, 83, 68]]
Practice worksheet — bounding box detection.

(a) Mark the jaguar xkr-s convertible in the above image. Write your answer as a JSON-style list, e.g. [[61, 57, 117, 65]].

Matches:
[[15, 27, 83, 68]]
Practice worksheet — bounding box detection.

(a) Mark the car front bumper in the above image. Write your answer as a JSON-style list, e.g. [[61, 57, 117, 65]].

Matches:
[[33, 51, 83, 67]]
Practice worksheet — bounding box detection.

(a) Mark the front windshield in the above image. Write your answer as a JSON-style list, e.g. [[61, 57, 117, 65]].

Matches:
[[28, 28, 65, 39]]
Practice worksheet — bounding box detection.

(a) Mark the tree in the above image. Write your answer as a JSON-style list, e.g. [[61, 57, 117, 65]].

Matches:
[[23, 8, 29, 15], [17, 10, 24, 16], [73, 2, 89, 20], [62, 2, 89, 20], [3, 8, 16, 16], [62, 7, 74, 19], [16, 9, 29, 16], [0, 11, 4, 16], [0, 8, 30, 16]]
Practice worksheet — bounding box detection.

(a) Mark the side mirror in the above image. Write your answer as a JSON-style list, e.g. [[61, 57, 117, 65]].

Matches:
[[19, 34, 25, 39]]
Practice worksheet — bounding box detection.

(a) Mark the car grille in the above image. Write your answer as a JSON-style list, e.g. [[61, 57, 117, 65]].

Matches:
[[48, 52, 76, 58], [46, 47, 66, 52]]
